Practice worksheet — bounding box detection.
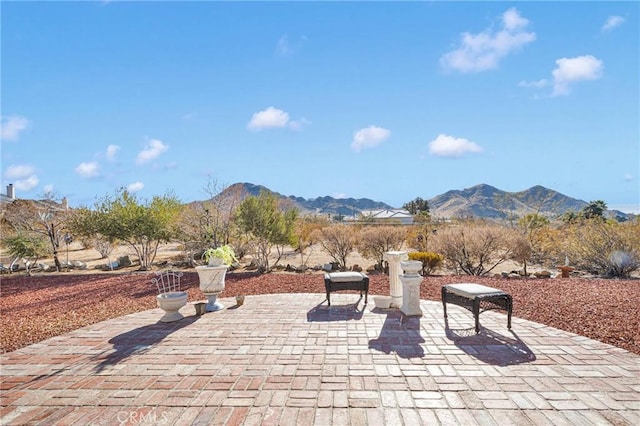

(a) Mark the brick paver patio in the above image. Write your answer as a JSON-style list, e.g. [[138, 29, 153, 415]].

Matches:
[[1, 293, 639, 425]]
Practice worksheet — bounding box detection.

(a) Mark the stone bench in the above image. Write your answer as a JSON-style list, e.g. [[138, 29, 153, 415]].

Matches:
[[442, 283, 512, 333], [324, 272, 369, 306]]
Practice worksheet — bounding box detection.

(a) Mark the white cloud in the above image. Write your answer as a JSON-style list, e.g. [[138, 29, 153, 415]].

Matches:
[[14, 175, 39, 191], [4, 166, 39, 191], [106, 144, 120, 161], [4, 164, 35, 179], [602, 16, 625, 32], [518, 79, 549, 89], [552, 55, 603, 96], [247, 107, 290, 130], [1, 115, 30, 141], [136, 138, 168, 164], [440, 8, 536, 73], [428, 134, 483, 158], [75, 162, 100, 178], [43, 184, 54, 194], [351, 126, 391, 152], [276, 35, 307, 56], [289, 118, 311, 131], [333, 193, 348, 199], [127, 181, 144, 192]]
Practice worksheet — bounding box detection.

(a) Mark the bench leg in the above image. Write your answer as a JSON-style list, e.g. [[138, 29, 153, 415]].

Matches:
[[473, 299, 481, 333], [441, 287, 448, 319]]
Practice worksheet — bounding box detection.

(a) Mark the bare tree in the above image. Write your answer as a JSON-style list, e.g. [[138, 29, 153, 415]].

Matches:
[[317, 224, 358, 270], [1, 194, 70, 272]]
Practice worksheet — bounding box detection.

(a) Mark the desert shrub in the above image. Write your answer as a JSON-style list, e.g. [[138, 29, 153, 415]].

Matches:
[[509, 234, 533, 275], [357, 225, 406, 270], [534, 226, 567, 266], [317, 224, 358, 270], [94, 237, 114, 259], [408, 251, 443, 275], [564, 219, 639, 278], [432, 221, 518, 276], [292, 216, 328, 267], [405, 222, 438, 252]]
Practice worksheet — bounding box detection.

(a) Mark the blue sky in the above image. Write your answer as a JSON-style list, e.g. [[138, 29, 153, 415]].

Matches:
[[2, 1, 639, 213]]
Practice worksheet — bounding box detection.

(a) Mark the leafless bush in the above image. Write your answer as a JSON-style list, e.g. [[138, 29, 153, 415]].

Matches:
[[432, 221, 518, 276], [94, 237, 114, 259], [316, 224, 358, 270], [357, 225, 406, 269]]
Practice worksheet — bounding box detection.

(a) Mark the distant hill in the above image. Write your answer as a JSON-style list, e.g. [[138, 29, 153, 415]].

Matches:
[[207, 182, 630, 221], [212, 182, 393, 217], [427, 184, 588, 219]]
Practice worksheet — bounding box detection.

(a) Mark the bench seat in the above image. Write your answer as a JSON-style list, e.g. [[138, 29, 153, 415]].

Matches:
[[324, 272, 369, 306], [442, 283, 512, 333]]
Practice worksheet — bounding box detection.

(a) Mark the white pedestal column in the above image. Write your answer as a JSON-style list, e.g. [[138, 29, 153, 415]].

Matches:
[[400, 260, 423, 316], [383, 251, 408, 308]]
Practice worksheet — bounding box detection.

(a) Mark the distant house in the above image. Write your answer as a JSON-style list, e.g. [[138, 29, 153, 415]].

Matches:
[[359, 209, 414, 225]]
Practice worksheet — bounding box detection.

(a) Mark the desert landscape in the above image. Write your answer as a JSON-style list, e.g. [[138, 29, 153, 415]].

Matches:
[[1, 242, 639, 356]]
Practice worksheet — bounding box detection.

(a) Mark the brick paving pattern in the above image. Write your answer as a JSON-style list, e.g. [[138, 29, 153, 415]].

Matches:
[[1, 293, 638, 425]]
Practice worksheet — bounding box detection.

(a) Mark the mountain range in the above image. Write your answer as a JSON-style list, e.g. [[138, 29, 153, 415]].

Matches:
[[213, 182, 630, 221]]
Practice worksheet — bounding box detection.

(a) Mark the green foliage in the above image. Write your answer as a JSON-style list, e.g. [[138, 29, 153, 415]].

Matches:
[[562, 200, 608, 224], [582, 200, 607, 220], [202, 245, 238, 266], [235, 191, 299, 272], [2, 232, 49, 275], [69, 188, 182, 270], [402, 197, 430, 217], [408, 251, 443, 275]]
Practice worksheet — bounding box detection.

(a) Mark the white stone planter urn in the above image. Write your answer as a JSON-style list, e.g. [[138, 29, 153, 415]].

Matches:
[[156, 292, 188, 322], [399, 260, 423, 316], [195, 265, 228, 312]]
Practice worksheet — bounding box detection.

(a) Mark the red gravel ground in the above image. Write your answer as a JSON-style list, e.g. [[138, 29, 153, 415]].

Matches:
[[1, 271, 638, 355]]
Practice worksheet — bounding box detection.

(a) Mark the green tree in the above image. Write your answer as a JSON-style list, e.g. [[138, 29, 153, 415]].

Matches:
[[2, 232, 49, 276], [402, 197, 430, 219], [582, 200, 607, 220], [235, 191, 299, 273], [69, 188, 182, 270]]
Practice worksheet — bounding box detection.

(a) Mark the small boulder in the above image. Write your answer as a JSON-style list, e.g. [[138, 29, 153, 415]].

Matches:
[[534, 270, 552, 279]]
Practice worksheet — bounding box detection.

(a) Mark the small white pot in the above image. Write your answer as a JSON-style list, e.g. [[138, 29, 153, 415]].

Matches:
[[156, 291, 188, 322], [374, 296, 392, 309]]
